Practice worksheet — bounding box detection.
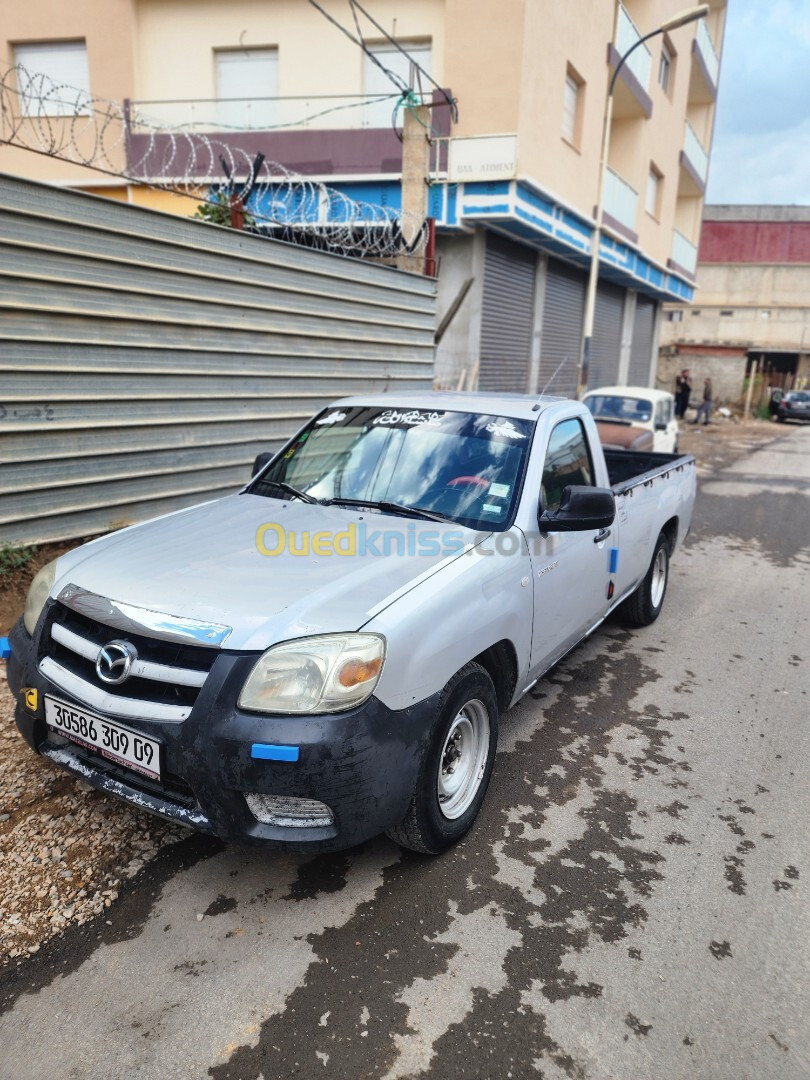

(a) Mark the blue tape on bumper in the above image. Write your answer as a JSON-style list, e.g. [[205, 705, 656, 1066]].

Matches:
[[251, 743, 300, 762], [609, 548, 619, 574], [0, 637, 10, 660]]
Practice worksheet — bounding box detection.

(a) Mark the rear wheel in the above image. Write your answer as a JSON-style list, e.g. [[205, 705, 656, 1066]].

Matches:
[[387, 663, 498, 854], [622, 533, 670, 627]]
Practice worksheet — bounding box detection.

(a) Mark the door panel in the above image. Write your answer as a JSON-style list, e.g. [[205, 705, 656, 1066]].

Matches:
[[526, 417, 613, 675]]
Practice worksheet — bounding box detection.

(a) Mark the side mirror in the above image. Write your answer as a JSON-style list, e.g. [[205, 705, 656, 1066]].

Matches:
[[252, 452, 273, 478], [539, 485, 615, 533]]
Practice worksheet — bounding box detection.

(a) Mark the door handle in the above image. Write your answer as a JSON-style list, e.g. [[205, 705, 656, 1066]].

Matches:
[[593, 528, 611, 544]]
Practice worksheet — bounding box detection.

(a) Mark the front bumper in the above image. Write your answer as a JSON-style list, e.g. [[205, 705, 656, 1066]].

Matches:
[[7, 616, 435, 853]]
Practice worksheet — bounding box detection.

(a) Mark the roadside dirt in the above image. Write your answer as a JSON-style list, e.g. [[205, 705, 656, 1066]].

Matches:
[[677, 414, 779, 473], [0, 690, 185, 964]]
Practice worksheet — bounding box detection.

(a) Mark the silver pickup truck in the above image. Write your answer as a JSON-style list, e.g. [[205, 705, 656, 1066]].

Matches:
[[10, 392, 696, 854]]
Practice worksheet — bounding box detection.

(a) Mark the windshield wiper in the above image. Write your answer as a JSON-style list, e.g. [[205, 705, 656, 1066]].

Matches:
[[255, 479, 317, 504], [323, 498, 451, 524]]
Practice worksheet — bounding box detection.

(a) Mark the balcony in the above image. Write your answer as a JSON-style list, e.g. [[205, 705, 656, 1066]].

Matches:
[[679, 120, 709, 195], [608, 4, 653, 119], [126, 91, 451, 181], [669, 229, 698, 277], [602, 166, 638, 242], [690, 19, 720, 102]]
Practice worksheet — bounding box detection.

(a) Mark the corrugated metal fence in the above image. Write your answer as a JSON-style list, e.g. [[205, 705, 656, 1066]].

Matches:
[[0, 174, 436, 544]]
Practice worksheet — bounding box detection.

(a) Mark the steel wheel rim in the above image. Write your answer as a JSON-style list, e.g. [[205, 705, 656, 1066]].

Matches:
[[437, 698, 490, 820], [651, 548, 667, 608]]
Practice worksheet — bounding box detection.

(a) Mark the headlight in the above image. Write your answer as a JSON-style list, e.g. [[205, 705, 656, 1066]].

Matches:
[[238, 633, 385, 714], [24, 559, 59, 635]]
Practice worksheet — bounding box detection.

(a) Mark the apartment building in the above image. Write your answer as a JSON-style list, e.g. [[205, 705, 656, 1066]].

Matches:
[[659, 205, 810, 402], [0, 0, 727, 392]]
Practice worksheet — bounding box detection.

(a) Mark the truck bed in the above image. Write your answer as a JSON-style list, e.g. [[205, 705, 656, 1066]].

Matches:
[[603, 448, 696, 495]]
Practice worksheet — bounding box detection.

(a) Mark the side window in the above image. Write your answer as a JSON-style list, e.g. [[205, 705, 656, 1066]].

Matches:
[[541, 419, 594, 512]]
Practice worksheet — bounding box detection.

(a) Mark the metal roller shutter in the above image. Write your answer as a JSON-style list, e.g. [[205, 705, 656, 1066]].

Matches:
[[538, 257, 585, 396], [589, 281, 625, 388], [628, 295, 657, 385], [479, 233, 536, 393]]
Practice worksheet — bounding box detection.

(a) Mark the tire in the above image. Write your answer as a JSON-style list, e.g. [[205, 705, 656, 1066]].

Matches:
[[387, 662, 498, 854], [622, 532, 670, 627]]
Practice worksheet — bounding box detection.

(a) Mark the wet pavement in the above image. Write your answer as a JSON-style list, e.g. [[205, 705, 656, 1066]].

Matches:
[[1, 425, 808, 1080]]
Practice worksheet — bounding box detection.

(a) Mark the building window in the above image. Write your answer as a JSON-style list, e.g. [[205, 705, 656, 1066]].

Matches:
[[720, 310, 734, 317], [645, 165, 662, 218], [363, 41, 432, 127], [13, 40, 90, 116], [565, 65, 583, 146], [659, 42, 673, 92], [668, 310, 684, 322], [215, 48, 279, 130]]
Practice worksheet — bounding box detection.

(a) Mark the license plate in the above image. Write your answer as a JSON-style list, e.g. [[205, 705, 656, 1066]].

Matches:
[[45, 696, 161, 781]]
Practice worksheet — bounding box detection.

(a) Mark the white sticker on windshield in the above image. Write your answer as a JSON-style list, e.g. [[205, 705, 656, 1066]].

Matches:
[[486, 420, 526, 440], [489, 483, 510, 498], [372, 409, 443, 427], [316, 411, 347, 426], [482, 504, 501, 514]]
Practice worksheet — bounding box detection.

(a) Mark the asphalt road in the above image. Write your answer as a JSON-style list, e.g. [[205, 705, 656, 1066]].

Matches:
[[1, 425, 808, 1080]]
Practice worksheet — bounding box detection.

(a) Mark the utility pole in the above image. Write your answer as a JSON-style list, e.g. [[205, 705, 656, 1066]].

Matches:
[[397, 69, 430, 272]]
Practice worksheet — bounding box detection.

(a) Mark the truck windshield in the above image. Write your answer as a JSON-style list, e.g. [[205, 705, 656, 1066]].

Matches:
[[249, 406, 534, 531], [585, 395, 653, 424]]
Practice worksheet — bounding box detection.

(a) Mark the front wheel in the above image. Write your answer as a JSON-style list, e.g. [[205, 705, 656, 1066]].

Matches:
[[387, 663, 498, 854], [622, 533, 670, 627]]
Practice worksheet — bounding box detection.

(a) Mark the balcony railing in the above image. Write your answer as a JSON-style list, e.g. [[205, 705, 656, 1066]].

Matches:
[[671, 229, 698, 275], [695, 19, 720, 87], [615, 4, 652, 92], [603, 166, 638, 234], [130, 92, 417, 134], [683, 120, 709, 184]]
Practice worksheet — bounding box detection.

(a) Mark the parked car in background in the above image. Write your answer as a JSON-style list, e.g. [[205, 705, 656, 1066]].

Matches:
[[583, 387, 680, 454], [777, 390, 810, 423]]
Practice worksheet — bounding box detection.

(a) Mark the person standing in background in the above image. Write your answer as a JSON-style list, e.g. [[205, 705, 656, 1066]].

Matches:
[[675, 369, 692, 419], [693, 377, 713, 425]]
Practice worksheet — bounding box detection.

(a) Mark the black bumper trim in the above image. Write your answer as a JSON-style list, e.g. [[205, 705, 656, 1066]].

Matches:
[[9, 612, 438, 853]]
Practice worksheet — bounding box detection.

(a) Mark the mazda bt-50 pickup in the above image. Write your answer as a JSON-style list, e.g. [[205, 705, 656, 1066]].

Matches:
[[9, 392, 696, 854]]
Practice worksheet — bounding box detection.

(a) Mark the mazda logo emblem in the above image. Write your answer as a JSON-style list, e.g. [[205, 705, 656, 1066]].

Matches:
[[96, 640, 138, 685]]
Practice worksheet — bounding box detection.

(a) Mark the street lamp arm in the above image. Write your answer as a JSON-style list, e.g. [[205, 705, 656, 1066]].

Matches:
[[609, 26, 671, 97]]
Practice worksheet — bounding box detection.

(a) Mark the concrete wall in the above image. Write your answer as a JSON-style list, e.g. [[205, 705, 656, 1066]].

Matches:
[[660, 263, 810, 353], [656, 347, 746, 406], [433, 231, 485, 389], [134, 0, 445, 103], [0, 0, 137, 184]]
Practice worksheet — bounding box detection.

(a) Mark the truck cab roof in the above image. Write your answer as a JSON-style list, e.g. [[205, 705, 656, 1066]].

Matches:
[[333, 390, 570, 422]]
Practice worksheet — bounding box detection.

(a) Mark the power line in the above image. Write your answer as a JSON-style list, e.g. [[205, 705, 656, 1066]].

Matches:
[[306, 0, 409, 95], [347, 0, 458, 122]]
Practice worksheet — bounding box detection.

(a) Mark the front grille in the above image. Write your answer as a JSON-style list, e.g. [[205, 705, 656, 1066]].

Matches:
[[41, 602, 217, 721]]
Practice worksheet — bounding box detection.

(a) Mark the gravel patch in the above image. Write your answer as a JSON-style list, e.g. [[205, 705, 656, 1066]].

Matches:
[[0, 671, 185, 966]]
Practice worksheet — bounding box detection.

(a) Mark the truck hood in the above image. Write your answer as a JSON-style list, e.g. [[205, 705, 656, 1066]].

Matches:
[[51, 494, 485, 651]]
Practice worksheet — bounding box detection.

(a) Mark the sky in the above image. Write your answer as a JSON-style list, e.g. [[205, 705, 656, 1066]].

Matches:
[[706, 0, 810, 204]]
